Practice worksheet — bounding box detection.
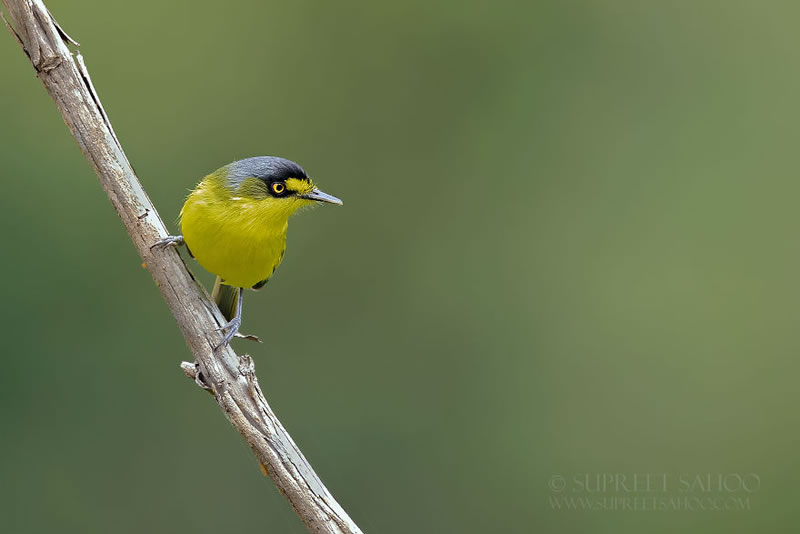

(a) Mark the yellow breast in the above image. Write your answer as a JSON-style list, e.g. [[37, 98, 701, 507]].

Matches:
[[180, 178, 289, 289]]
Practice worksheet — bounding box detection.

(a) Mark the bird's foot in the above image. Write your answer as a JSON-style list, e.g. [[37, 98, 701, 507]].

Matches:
[[215, 316, 242, 349], [214, 320, 261, 349], [151, 235, 184, 250]]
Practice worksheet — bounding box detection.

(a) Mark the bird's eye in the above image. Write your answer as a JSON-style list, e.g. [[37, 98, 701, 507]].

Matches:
[[272, 182, 285, 194]]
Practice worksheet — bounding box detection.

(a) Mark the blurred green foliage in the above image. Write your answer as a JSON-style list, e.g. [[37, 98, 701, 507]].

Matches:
[[2, 1, 799, 532]]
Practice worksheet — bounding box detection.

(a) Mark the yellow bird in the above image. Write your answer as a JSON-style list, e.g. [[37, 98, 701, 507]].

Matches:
[[153, 156, 342, 347]]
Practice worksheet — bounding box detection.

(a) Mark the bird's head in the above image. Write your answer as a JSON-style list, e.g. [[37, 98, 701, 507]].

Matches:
[[220, 156, 342, 220]]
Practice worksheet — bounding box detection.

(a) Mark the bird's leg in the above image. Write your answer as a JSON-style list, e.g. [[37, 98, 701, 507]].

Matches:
[[151, 234, 185, 250], [216, 287, 244, 349]]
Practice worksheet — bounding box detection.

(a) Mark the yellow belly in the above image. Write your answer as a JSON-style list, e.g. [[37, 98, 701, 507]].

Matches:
[[180, 185, 288, 289]]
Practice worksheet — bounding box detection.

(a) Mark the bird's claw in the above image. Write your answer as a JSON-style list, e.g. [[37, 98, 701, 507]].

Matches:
[[215, 316, 242, 349], [214, 319, 261, 349], [151, 235, 184, 250]]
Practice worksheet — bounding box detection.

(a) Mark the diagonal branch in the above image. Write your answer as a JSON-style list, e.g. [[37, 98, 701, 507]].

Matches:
[[1, 1, 362, 532]]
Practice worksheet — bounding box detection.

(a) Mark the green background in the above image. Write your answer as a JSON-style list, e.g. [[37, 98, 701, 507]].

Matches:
[[1, 1, 798, 532]]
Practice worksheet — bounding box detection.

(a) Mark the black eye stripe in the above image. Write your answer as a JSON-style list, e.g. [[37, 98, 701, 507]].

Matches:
[[267, 179, 293, 198]]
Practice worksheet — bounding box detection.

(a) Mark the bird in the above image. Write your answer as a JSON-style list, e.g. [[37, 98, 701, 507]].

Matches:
[[152, 156, 342, 348]]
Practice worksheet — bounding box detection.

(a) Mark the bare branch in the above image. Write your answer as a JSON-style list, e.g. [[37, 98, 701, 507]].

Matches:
[[1, 1, 362, 532]]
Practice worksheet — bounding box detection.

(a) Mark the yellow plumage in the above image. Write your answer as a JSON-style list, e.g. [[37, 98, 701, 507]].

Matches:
[[154, 156, 341, 347], [180, 171, 299, 288]]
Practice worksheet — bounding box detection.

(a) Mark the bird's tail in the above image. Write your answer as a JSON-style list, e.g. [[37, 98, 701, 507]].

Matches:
[[212, 276, 239, 322]]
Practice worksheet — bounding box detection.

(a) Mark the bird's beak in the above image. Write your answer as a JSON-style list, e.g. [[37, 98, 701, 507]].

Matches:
[[301, 188, 343, 205]]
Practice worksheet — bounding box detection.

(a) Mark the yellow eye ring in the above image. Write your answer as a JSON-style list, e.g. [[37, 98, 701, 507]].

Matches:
[[272, 182, 285, 194]]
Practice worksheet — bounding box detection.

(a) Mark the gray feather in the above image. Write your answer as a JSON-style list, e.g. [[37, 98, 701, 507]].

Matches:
[[224, 156, 308, 190]]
